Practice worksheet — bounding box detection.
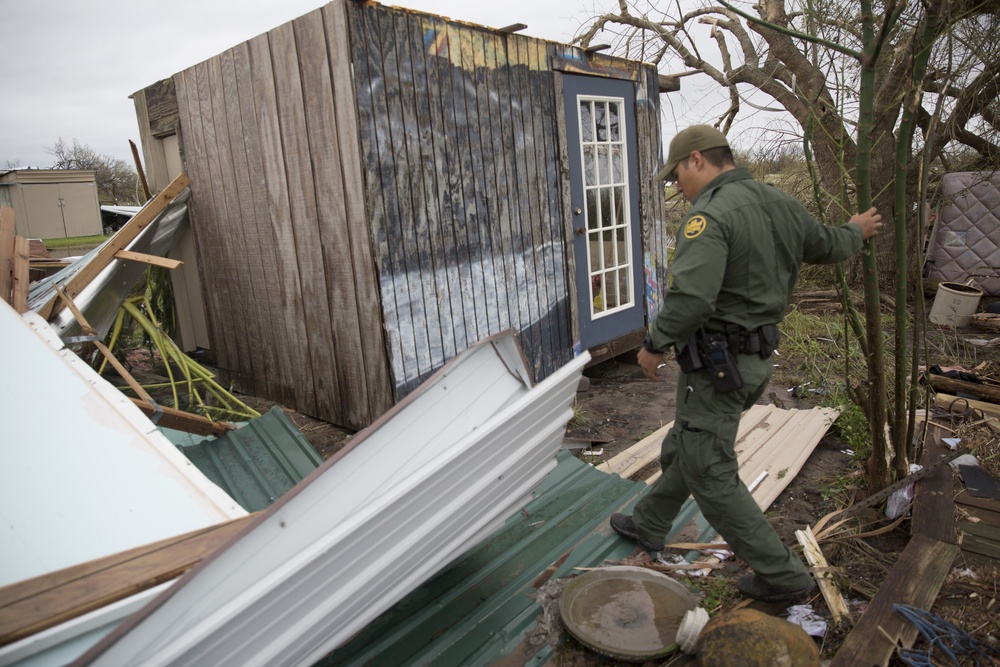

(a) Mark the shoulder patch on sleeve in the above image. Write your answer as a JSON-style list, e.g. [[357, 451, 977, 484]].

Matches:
[[683, 215, 707, 239]]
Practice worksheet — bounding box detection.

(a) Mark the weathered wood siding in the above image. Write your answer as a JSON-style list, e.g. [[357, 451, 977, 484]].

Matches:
[[173, 0, 392, 429], [348, 2, 575, 394], [160, 0, 665, 428], [635, 66, 669, 321]]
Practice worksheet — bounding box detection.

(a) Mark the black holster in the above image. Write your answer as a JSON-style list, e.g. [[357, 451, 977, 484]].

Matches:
[[676, 329, 744, 393]]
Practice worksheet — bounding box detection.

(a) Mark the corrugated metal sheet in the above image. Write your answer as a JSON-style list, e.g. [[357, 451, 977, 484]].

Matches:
[[79, 332, 590, 666], [320, 404, 843, 666], [320, 449, 644, 666], [163, 406, 323, 513]]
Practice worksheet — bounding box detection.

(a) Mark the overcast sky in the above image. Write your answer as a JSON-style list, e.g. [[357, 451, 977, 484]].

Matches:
[[0, 0, 603, 170]]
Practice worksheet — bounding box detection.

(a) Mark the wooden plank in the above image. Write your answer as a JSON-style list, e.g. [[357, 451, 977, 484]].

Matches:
[[959, 522, 1000, 559], [440, 20, 485, 349], [829, 534, 959, 667], [911, 428, 955, 543], [956, 489, 1000, 514], [535, 40, 572, 373], [271, 20, 340, 416], [399, 10, 451, 375], [551, 54, 638, 81], [934, 392, 1000, 419], [482, 30, 518, 335], [129, 397, 235, 436], [245, 32, 317, 417], [113, 250, 183, 269], [507, 35, 542, 356], [174, 66, 228, 376], [414, 12, 462, 366], [638, 65, 668, 324], [35, 173, 190, 320], [925, 373, 1000, 404], [349, 1, 410, 404], [385, 6, 434, 392], [11, 235, 29, 313], [453, 23, 498, 344], [292, 10, 358, 422], [325, 0, 394, 423], [0, 515, 253, 646], [188, 60, 242, 383], [496, 32, 531, 345], [407, 10, 460, 372], [207, 52, 259, 397], [795, 526, 849, 623], [230, 42, 296, 409], [338, 0, 394, 428], [468, 26, 504, 340], [424, 13, 473, 355], [219, 46, 282, 403], [0, 206, 14, 306]]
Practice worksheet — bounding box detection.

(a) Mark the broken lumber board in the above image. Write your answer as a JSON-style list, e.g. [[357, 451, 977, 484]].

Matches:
[[796, 525, 849, 624], [829, 534, 959, 667], [924, 373, 1000, 405], [0, 206, 13, 305], [0, 514, 254, 646], [129, 397, 235, 437], [36, 172, 190, 320], [934, 393, 1000, 420], [11, 235, 29, 313], [911, 425, 955, 543], [955, 491, 1000, 565], [113, 249, 183, 270], [971, 312, 1000, 333]]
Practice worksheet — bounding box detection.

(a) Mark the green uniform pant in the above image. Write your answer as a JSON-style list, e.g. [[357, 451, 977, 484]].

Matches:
[[633, 352, 812, 591]]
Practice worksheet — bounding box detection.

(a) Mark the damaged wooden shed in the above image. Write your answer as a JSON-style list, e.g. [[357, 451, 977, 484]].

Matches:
[[132, 0, 677, 430]]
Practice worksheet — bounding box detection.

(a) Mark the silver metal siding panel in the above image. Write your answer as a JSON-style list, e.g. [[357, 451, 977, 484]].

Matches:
[[82, 333, 589, 666]]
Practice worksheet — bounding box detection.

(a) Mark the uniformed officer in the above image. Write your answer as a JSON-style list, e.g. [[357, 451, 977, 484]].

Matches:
[[610, 125, 883, 602]]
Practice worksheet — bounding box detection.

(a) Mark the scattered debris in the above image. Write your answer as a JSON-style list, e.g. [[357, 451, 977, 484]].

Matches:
[[786, 604, 828, 637], [796, 526, 849, 624]]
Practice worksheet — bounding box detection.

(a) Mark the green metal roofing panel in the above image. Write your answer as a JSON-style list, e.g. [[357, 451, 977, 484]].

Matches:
[[318, 448, 718, 667], [163, 406, 323, 512], [319, 449, 641, 666]]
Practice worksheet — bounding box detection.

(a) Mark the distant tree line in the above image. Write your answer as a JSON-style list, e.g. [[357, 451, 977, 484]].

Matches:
[[5, 139, 141, 205], [46, 138, 141, 206]]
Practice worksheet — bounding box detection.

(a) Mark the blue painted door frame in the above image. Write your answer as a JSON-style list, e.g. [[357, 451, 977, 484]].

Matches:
[[562, 74, 645, 351]]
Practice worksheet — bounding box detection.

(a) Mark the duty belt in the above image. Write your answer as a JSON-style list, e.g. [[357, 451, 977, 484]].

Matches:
[[711, 324, 780, 358]]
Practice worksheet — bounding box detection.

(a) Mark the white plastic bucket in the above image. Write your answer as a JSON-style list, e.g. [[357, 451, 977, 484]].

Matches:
[[929, 282, 983, 327]]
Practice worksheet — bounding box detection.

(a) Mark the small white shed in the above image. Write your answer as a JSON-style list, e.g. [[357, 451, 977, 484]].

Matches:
[[0, 169, 103, 239]]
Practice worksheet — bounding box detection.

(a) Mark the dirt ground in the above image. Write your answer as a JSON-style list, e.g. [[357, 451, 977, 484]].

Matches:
[[261, 335, 998, 665], [120, 295, 1000, 665]]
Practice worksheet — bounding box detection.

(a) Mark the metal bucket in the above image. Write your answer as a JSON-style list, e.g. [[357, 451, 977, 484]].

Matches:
[[929, 282, 984, 327]]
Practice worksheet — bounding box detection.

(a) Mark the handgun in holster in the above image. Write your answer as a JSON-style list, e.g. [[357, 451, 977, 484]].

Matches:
[[675, 329, 744, 393]]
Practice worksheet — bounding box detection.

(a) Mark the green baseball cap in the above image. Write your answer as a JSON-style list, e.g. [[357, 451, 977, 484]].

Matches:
[[654, 125, 730, 181]]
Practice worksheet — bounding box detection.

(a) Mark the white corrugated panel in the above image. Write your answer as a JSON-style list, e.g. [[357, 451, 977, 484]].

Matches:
[[81, 333, 589, 667], [0, 303, 245, 589]]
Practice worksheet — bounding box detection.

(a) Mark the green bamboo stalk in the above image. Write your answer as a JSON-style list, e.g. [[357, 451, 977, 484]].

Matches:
[[894, 0, 942, 474], [98, 307, 128, 376], [122, 300, 180, 408], [859, 0, 890, 491], [118, 299, 259, 419]]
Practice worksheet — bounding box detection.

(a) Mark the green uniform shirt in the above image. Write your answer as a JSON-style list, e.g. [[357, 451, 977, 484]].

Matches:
[[649, 167, 862, 351]]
